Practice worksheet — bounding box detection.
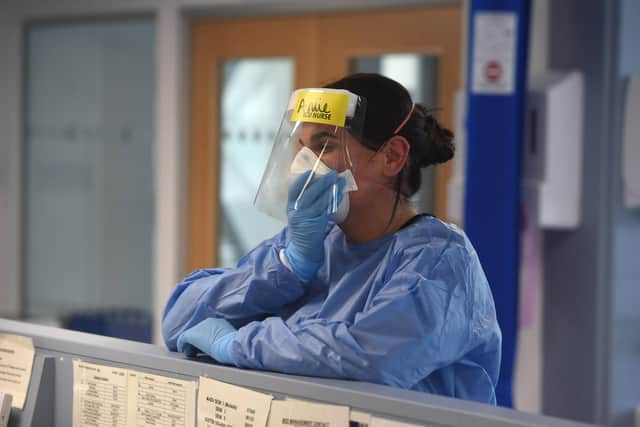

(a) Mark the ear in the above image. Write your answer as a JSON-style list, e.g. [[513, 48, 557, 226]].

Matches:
[[381, 135, 410, 177]]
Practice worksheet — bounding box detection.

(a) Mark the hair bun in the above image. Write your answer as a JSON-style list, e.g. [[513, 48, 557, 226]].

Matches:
[[422, 112, 454, 166], [411, 104, 455, 168]]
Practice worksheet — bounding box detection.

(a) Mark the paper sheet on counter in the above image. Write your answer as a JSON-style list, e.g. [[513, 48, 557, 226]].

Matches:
[[370, 416, 423, 427], [198, 377, 273, 427], [350, 410, 372, 427], [73, 361, 129, 427], [267, 399, 349, 427], [128, 370, 196, 427], [0, 334, 35, 409], [72, 360, 196, 427]]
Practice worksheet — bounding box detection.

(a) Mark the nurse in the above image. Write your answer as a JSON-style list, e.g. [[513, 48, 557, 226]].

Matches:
[[162, 73, 501, 404]]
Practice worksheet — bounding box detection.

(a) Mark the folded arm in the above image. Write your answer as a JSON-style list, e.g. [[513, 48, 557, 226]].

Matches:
[[162, 230, 307, 350]]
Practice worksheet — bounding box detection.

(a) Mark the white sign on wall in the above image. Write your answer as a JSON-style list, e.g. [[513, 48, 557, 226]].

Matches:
[[472, 12, 518, 95]]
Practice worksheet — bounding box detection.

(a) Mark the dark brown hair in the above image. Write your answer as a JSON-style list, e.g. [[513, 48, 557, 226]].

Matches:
[[324, 73, 454, 215]]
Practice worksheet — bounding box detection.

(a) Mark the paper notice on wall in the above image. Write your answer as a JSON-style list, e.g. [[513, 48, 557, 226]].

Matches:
[[370, 416, 423, 427], [267, 399, 349, 427], [0, 334, 35, 409], [198, 377, 273, 427], [472, 12, 517, 95], [72, 360, 197, 427]]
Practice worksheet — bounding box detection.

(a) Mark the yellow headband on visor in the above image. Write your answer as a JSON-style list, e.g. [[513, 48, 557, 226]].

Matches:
[[288, 88, 366, 133]]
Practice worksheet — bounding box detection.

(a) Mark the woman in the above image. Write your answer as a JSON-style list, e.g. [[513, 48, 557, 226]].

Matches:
[[162, 73, 501, 404]]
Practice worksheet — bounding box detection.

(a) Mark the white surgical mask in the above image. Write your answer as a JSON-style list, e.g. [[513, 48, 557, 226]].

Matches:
[[289, 147, 358, 223]]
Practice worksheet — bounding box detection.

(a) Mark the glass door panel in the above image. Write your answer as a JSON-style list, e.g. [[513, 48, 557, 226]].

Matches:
[[24, 18, 155, 341], [218, 59, 293, 267]]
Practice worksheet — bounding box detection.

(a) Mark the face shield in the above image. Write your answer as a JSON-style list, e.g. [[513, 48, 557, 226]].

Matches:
[[254, 88, 366, 222]]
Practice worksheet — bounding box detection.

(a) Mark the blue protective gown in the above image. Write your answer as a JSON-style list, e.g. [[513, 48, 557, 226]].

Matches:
[[162, 216, 501, 404]]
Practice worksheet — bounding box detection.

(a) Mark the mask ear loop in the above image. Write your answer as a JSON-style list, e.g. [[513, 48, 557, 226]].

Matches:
[[294, 136, 330, 210], [327, 127, 342, 214], [363, 104, 415, 163], [295, 128, 345, 212], [387, 104, 415, 199], [357, 142, 398, 194], [359, 105, 416, 197], [344, 140, 354, 169]]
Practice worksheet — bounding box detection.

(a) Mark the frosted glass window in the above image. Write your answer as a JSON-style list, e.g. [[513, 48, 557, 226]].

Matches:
[[23, 18, 155, 334], [218, 59, 293, 267], [351, 54, 439, 213]]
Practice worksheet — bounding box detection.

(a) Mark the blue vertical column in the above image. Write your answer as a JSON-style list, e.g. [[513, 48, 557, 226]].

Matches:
[[464, 0, 531, 407]]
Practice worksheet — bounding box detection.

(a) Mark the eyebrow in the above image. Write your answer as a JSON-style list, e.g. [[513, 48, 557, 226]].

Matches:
[[297, 131, 339, 148], [310, 131, 338, 145]]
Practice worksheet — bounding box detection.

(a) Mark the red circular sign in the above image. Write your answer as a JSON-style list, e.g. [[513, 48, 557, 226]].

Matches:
[[485, 61, 502, 82]]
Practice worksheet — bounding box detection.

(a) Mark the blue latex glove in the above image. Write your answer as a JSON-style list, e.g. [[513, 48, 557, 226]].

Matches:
[[176, 318, 237, 365], [285, 171, 344, 281]]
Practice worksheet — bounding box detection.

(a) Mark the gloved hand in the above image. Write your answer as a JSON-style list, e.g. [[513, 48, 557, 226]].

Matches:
[[285, 170, 344, 281], [176, 318, 237, 365]]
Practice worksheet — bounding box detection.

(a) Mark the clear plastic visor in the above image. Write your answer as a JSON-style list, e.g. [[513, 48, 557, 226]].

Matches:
[[253, 121, 352, 221], [254, 88, 365, 221]]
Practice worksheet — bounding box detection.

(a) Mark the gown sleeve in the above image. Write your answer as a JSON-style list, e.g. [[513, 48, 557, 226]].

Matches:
[[228, 238, 499, 390], [162, 229, 307, 350]]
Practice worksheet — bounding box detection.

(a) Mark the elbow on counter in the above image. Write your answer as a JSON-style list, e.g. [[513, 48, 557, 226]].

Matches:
[[161, 303, 182, 352]]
